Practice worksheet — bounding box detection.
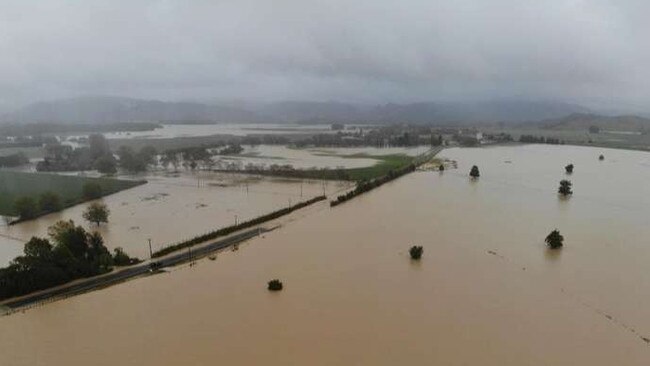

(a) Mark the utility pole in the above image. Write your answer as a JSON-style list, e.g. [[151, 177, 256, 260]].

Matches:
[[148, 238, 153, 259], [235, 214, 238, 225]]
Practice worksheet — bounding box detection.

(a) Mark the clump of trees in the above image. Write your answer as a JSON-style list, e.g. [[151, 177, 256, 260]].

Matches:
[[13, 197, 38, 220], [267, 279, 283, 291], [36, 134, 117, 173], [82, 202, 110, 226], [0, 152, 29, 168], [519, 135, 563, 144], [545, 229, 564, 249], [565, 164, 574, 174], [469, 165, 480, 178], [38, 191, 62, 213], [409, 245, 423, 260], [558, 180, 573, 196], [0, 220, 139, 301], [13, 191, 64, 220], [112, 247, 140, 266], [117, 145, 157, 173]]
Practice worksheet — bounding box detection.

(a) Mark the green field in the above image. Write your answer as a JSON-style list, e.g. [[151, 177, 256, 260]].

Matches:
[[0, 171, 145, 217]]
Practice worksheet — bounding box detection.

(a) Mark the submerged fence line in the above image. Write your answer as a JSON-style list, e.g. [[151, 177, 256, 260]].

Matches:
[[152, 195, 326, 258]]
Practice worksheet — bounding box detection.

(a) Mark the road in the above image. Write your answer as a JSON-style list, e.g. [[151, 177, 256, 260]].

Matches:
[[3, 227, 267, 310]]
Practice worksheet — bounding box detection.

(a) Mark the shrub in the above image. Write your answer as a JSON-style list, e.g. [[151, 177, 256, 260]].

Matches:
[[565, 164, 574, 174], [268, 279, 283, 291], [545, 229, 564, 249], [558, 180, 573, 196], [409, 245, 423, 260], [469, 165, 480, 178]]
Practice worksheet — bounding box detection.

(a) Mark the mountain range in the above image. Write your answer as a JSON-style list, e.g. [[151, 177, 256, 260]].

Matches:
[[0, 96, 596, 125]]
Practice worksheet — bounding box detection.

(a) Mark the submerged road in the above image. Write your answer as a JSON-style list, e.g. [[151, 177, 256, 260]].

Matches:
[[3, 227, 267, 310]]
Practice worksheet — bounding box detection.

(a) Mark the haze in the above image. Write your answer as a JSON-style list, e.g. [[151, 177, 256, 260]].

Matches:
[[0, 0, 648, 113]]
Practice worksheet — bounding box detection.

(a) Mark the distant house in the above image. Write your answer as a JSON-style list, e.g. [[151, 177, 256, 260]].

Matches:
[[455, 130, 484, 146]]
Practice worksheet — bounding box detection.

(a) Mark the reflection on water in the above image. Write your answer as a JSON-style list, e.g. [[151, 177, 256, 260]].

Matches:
[[1, 145, 650, 365]]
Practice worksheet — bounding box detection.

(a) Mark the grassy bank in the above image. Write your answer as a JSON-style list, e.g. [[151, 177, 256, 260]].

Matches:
[[0, 171, 145, 217], [216, 154, 416, 182], [152, 195, 327, 258]]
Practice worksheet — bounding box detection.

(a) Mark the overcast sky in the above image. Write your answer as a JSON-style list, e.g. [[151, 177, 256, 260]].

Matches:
[[0, 0, 648, 111]]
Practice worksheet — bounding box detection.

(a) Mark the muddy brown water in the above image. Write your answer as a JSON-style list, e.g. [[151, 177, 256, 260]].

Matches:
[[0, 172, 350, 263], [1, 145, 650, 365]]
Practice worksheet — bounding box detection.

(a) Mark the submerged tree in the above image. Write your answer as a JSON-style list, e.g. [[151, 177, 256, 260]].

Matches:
[[439, 164, 445, 172], [267, 279, 283, 291], [545, 229, 564, 249], [565, 164, 574, 174], [558, 180, 573, 196], [409, 245, 424, 260], [599, 154, 605, 161], [82, 202, 110, 226], [469, 165, 480, 178]]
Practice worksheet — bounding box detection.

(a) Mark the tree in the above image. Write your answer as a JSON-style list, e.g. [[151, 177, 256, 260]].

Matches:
[[94, 155, 117, 174], [409, 245, 423, 260], [599, 154, 605, 161], [558, 179, 573, 196], [118, 146, 146, 173], [588, 125, 600, 134], [112, 247, 139, 266], [82, 182, 103, 199], [545, 229, 564, 249], [439, 164, 445, 172], [565, 164, 574, 174], [14, 196, 38, 220], [469, 165, 480, 178], [39, 191, 62, 213], [82, 202, 110, 226], [88, 134, 110, 160], [267, 279, 283, 291]]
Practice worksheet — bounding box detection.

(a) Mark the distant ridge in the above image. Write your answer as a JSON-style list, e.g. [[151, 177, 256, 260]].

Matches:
[[538, 113, 650, 132], [2, 96, 592, 125], [1, 96, 263, 124]]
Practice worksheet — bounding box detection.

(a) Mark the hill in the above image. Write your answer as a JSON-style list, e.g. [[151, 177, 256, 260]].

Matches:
[[538, 113, 650, 132]]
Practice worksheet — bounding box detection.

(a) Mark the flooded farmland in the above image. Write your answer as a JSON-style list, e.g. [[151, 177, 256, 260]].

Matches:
[[1, 144, 650, 365], [0, 171, 350, 264]]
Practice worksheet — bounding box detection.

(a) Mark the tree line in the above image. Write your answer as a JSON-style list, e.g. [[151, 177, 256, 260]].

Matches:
[[0, 221, 139, 301]]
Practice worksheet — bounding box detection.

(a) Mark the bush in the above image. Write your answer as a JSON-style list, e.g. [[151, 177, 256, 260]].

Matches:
[[469, 165, 480, 178], [82, 182, 103, 199], [409, 245, 423, 260], [558, 180, 573, 196], [39, 191, 62, 213], [112, 247, 140, 266], [268, 279, 283, 291], [565, 164, 574, 174], [545, 229, 564, 249]]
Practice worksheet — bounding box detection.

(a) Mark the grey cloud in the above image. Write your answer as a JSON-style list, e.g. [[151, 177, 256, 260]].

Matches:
[[0, 0, 648, 111]]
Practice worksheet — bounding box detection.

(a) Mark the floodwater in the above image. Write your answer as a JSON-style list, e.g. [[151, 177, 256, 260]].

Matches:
[[101, 123, 342, 139], [0, 171, 350, 263], [2, 144, 650, 365], [224, 145, 429, 169]]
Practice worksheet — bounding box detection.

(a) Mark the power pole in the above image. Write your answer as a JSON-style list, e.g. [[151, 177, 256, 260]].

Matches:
[[148, 238, 153, 259]]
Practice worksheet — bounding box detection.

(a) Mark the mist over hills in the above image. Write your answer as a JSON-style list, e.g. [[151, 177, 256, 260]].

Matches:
[[1, 96, 594, 125]]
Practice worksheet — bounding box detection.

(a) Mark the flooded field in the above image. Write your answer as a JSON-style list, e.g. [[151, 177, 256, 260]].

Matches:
[[2, 144, 650, 365], [101, 123, 345, 139], [0, 172, 350, 264], [223, 145, 430, 169]]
